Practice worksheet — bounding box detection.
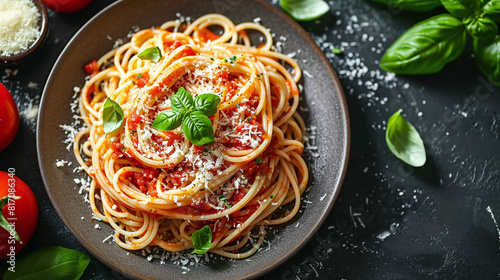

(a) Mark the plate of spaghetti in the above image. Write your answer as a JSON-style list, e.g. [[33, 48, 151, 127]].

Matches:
[[37, 0, 349, 279]]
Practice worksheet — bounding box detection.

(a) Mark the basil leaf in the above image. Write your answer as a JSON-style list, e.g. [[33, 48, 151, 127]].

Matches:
[[370, 0, 442, 12], [152, 110, 185, 131], [380, 14, 467, 75], [194, 94, 221, 116], [182, 111, 215, 146], [191, 225, 212, 254], [102, 97, 124, 133], [137, 47, 162, 62], [473, 36, 500, 86], [170, 87, 194, 112], [3, 246, 90, 280], [280, 0, 330, 22], [464, 16, 499, 41], [386, 109, 426, 167], [484, 0, 500, 22], [440, 0, 481, 19]]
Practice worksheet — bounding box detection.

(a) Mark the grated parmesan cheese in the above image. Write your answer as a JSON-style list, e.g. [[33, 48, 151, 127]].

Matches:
[[0, 0, 41, 56]]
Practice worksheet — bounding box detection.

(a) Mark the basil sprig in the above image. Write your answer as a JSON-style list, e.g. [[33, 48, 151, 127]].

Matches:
[[102, 97, 124, 133], [191, 225, 213, 254], [386, 109, 426, 167], [137, 47, 162, 62], [280, 0, 330, 22], [369, 0, 442, 12], [377, 0, 500, 85], [3, 246, 90, 280], [152, 87, 220, 146]]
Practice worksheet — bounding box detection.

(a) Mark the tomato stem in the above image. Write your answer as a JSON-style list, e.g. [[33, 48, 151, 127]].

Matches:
[[0, 195, 21, 242]]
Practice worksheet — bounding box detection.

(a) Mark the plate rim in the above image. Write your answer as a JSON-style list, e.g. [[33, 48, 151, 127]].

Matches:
[[36, 0, 350, 279]]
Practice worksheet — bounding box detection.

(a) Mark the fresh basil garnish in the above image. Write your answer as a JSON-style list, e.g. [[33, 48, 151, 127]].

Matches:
[[182, 111, 215, 146], [191, 225, 213, 254], [152, 87, 220, 146], [369, 0, 441, 12], [137, 47, 162, 62], [194, 93, 221, 116], [2, 246, 90, 280], [473, 35, 500, 86], [171, 87, 194, 112], [151, 109, 186, 131], [380, 14, 467, 75], [280, 0, 330, 22], [102, 97, 124, 133], [386, 109, 426, 167]]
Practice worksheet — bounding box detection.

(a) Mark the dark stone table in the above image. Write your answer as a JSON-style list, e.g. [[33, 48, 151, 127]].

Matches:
[[1, 0, 499, 279]]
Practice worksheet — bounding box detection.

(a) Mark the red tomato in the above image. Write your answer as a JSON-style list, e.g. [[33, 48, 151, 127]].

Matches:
[[0, 83, 19, 152], [0, 171, 39, 259], [42, 0, 93, 13], [84, 60, 99, 75], [135, 73, 150, 88]]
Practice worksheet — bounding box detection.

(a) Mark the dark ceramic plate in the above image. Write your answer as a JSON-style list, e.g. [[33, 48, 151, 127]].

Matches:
[[37, 0, 349, 279]]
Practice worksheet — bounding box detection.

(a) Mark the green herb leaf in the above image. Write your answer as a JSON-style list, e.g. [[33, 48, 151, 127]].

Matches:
[[386, 109, 426, 167], [484, 0, 500, 22], [171, 87, 194, 112], [151, 88, 219, 145], [331, 47, 342, 54], [473, 35, 500, 86], [194, 94, 221, 116], [441, 0, 483, 19], [229, 55, 237, 63], [369, 0, 441, 12], [102, 97, 124, 133], [137, 47, 162, 62], [280, 0, 330, 21], [182, 111, 215, 146], [152, 110, 185, 131], [380, 14, 466, 75], [2, 246, 90, 280], [191, 225, 212, 254], [256, 157, 262, 164], [464, 16, 499, 41], [0, 196, 21, 242]]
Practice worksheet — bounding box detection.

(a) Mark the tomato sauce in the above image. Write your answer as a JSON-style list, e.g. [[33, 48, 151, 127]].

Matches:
[[198, 28, 221, 42], [135, 72, 150, 88]]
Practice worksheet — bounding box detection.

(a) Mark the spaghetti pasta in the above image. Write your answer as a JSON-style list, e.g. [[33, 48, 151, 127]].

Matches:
[[74, 14, 308, 258]]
